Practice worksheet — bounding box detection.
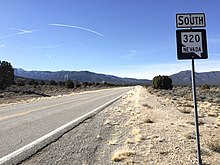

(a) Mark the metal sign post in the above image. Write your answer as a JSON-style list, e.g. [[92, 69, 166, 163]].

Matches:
[[191, 58, 202, 165], [176, 13, 208, 165]]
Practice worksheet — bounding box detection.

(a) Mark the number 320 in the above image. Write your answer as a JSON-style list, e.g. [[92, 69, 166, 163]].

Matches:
[[183, 34, 200, 43]]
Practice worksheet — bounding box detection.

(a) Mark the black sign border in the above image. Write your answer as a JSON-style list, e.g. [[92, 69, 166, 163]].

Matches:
[[176, 13, 206, 28], [176, 29, 208, 60]]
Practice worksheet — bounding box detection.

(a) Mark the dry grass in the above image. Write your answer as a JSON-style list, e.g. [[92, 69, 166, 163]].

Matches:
[[124, 139, 135, 144], [205, 137, 220, 153], [186, 120, 205, 126], [144, 118, 154, 123], [134, 134, 144, 143], [131, 128, 140, 135], [142, 103, 153, 109], [177, 107, 192, 114], [108, 139, 117, 145], [216, 117, 220, 126], [147, 86, 220, 105], [131, 128, 142, 143], [184, 132, 196, 140], [207, 111, 218, 117], [105, 86, 220, 164], [111, 148, 135, 162], [147, 86, 220, 124]]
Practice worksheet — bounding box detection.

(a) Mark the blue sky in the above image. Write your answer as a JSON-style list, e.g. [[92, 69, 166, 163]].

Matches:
[[0, 0, 220, 79]]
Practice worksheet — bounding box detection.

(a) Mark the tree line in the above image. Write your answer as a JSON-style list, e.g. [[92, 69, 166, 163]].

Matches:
[[0, 61, 125, 90], [15, 78, 118, 89], [0, 60, 174, 90]]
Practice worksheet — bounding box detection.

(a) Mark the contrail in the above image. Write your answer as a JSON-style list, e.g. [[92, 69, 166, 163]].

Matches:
[[16, 44, 61, 50], [78, 41, 97, 56], [121, 50, 137, 59], [49, 23, 104, 37], [34, 44, 61, 49], [0, 28, 39, 38]]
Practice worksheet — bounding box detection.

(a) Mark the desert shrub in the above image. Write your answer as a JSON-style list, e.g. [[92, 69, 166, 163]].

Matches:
[[152, 75, 173, 90], [142, 103, 153, 109], [0, 61, 14, 90], [184, 132, 196, 140], [88, 82, 93, 86], [65, 79, 74, 89], [200, 84, 210, 90], [58, 81, 65, 86], [40, 80, 45, 85], [82, 82, 89, 87], [103, 82, 108, 86], [205, 137, 220, 153], [28, 80, 39, 86], [75, 82, 81, 88], [95, 82, 101, 86], [49, 80, 57, 86], [15, 78, 26, 86]]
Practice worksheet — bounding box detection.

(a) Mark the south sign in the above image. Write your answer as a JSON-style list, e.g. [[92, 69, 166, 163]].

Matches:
[[176, 13, 205, 28]]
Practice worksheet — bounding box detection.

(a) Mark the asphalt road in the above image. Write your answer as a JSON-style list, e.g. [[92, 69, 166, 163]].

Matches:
[[0, 87, 131, 158]]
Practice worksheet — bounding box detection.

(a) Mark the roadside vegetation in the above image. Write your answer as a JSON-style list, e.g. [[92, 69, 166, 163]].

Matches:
[[148, 84, 220, 104], [1, 77, 127, 104], [152, 75, 173, 90], [0, 61, 130, 104], [146, 83, 220, 160], [0, 61, 14, 90]]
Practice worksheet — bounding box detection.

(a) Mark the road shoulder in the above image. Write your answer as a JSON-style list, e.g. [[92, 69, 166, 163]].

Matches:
[[21, 86, 220, 165]]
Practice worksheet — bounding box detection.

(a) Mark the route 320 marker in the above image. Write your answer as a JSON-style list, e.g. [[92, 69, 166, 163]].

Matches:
[[176, 29, 208, 59], [176, 12, 208, 165]]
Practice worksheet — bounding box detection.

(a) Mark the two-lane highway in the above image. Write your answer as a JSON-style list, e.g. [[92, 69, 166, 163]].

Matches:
[[0, 87, 131, 158]]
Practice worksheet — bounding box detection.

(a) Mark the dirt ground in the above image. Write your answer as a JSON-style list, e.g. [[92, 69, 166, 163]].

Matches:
[[20, 86, 220, 165], [103, 86, 220, 165]]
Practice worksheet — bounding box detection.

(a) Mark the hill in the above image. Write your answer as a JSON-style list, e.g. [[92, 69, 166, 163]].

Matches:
[[170, 70, 220, 85]]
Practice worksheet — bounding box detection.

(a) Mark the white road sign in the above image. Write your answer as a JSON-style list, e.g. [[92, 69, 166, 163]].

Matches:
[[181, 32, 203, 57], [176, 13, 205, 28]]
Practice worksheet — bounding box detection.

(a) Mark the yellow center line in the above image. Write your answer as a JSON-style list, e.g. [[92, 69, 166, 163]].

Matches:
[[0, 97, 88, 121]]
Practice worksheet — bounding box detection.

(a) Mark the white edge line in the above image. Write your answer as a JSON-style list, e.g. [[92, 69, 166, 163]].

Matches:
[[0, 93, 125, 165]]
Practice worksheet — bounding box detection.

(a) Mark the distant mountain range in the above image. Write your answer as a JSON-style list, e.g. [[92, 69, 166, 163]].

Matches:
[[170, 70, 220, 85], [14, 68, 220, 86], [14, 68, 151, 85]]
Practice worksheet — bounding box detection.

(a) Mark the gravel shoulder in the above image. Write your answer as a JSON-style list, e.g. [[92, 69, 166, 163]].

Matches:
[[21, 86, 220, 165]]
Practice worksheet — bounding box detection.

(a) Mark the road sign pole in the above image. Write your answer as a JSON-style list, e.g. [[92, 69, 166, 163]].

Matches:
[[191, 58, 202, 165], [176, 12, 207, 165]]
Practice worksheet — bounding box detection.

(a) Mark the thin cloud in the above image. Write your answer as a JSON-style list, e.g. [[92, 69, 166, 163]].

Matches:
[[46, 54, 52, 58], [0, 44, 5, 48], [78, 41, 97, 56], [49, 23, 104, 37], [34, 44, 61, 49], [13, 44, 61, 50], [121, 54, 136, 59], [121, 50, 137, 59], [0, 28, 39, 38]]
